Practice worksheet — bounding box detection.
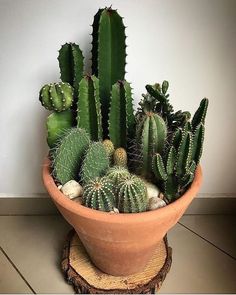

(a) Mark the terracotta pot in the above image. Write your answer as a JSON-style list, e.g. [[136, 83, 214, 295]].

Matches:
[[42, 158, 202, 276]]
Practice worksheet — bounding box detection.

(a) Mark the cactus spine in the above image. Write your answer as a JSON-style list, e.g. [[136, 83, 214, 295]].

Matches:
[[46, 110, 75, 148], [82, 177, 116, 212], [76, 75, 102, 141], [113, 148, 127, 167], [52, 128, 90, 184], [106, 166, 130, 184], [92, 7, 127, 136], [81, 142, 110, 184], [39, 82, 74, 112], [58, 43, 84, 93], [116, 175, 148, 213], [108, 80, 135, 148]]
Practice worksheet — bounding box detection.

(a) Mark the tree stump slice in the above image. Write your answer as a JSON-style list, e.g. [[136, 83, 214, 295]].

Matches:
[[62, 230, 172, 294]]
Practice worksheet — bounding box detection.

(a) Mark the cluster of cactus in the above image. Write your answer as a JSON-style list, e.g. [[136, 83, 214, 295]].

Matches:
[[39, 6, 209, 211]]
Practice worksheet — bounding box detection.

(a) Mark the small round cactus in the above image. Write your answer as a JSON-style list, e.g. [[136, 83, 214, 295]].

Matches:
[[106, 166, 130, 184], [102, 139, 115, 158], [116, 175, 148, 213], [82, 177, 116, 212], [39, 82, 74, 112], [113, 147, 127, 167]]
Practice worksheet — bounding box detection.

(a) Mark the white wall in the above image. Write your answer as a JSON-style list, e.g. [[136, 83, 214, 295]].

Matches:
[[0, 0, 235, 196]]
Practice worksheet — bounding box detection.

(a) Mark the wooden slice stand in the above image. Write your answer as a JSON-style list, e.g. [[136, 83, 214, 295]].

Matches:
[[62, 230, 172, 294]]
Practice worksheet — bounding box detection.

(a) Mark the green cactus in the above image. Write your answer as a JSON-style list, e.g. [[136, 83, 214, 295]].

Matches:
[[102, 139, 115, 158], [152, 125, 205, 202], [58, 43, 84, 93], [113, 147, 127, 167], [116, 175, 148, 213], [135, 111, 167, 179], [81, 142, 110, 184], [82, 176, 116, 212], [39, 82, 74, 112], [108, 80, 135, 148], [52, 128, 90, 184], [76, 75, 102, 141], [46, 110, 75, 148], [106, 166, 130, 184], [192, 98, 209, 130], [92, 7, 127, 136]]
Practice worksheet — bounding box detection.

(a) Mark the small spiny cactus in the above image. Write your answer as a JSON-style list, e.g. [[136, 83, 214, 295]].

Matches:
[[102, 139, 115, 158], [106, 166, 130, 185], [113, 148, 128, 167], [116, 175, 148, 213], [39, 82, 74, 112], [82, 176, 116, 212]]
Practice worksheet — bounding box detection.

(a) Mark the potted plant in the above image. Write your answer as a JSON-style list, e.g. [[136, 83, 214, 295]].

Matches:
[[41, 7, 208, 276]]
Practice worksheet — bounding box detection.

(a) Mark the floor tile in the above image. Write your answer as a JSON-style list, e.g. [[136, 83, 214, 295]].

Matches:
[[0, 249, 33, 294], [0, 216, 73, 294], [160, 223, 236, 293], [180, 215, 236, 258]]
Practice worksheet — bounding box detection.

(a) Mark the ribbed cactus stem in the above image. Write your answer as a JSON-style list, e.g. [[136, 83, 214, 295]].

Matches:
[[92, 7, 127, 136], [39, 82, 74, 112], [58, 43, 84, 93], [116, 175, 148, 213], [108, 80, 135, 148], [192, 98, 209, 130], [113, 148, 127, 167], [76, 75, 102, 141], [106, 166, 130, 185], [102, 139, 115, 158], [82, 177, 116, 212]]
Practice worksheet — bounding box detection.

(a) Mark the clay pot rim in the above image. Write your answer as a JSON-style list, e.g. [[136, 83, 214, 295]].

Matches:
[[42, 157, 202, 224]]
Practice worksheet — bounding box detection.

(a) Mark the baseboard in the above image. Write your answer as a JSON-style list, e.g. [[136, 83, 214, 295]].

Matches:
[[0, 194, 235, 215]]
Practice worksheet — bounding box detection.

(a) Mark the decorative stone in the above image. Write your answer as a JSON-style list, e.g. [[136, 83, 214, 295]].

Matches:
[[61, 180, 83, 199], [73, 197, 82, 204], [149, 197, 166, 211], [145, 182, 160, 199], [58, 185, 62, 190], [110, 207, 119, 214]]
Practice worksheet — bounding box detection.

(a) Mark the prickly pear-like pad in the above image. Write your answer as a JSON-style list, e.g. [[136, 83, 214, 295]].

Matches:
[[62, 230, 172, 294]]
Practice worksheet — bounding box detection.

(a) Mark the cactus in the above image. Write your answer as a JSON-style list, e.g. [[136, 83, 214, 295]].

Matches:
[[52, 128, 90, 184], [108, 80, 135, 148], [152, 125, 205, 202], [58, 43, 84, 93], [76, 75, 103, 141], [39, 82, 74, 112], [81, 142, 110, 184], [116, 175, 148, 213], [92, 7, 127, 136], [106, 166, 130, 184], [192, 98, 209, 130], [113, 148, 127, 167], [82, 176, 116, 212], [135, 111, 167, 179], [102, 139, 115, 158], [46, 110, 75, 148]]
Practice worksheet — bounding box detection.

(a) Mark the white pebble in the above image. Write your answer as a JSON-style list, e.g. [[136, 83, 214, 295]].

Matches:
[[57, 185, 62, 190], [145, 182, 160, 199], [110, 207, 119, 214], [149, 197, 166, 211], [61, 180, 83, 199], [72, 197, 82, 204]]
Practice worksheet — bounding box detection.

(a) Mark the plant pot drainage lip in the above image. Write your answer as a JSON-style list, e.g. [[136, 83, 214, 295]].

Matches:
[[43, 157, 202, 224]]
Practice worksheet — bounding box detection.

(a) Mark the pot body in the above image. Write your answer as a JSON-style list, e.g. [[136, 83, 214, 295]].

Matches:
[[43, 159, 202, 276]]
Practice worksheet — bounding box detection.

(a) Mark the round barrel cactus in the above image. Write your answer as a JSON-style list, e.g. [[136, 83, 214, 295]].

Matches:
[[39, 82, 74, 112]]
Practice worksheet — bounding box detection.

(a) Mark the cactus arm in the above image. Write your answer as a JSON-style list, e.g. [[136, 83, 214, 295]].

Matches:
[[153, 114, 167, 153], [162, 80, 169, 95], [166, 146, 177, 175], [192, 98, 209, 130], [72, 44, 84, 91], [46, 110, 75, 148], [124, 81, 136, 138], [58, 43, 72, 84], [77, 75, 102, 141], [180, 161, 196, 188], [141, 117, 151, 174], [192, 123, 205, 165], [164, 176, 179, 202], [152, 154, 168, 181], [171, 128, 182, 149], [176, 131, 193, 177]]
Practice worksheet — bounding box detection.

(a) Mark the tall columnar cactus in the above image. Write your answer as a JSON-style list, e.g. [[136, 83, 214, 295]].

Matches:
[[92, 7, 126, 136], [46, 110, 75, 148], [116, 175, 148, 213], [81, 142, 110, 184], [135, 111, 167, 179], [39, 82, 74, 112], [58, 43, 84, 93], [108, 80, 135, 148], [191, 98, 209, 131], [152, 124, 205, 202], [106, 166, 130, 185], [82, 176, 116, 212], [52, 128, 90, 184], [76, 75, 103, 141]]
